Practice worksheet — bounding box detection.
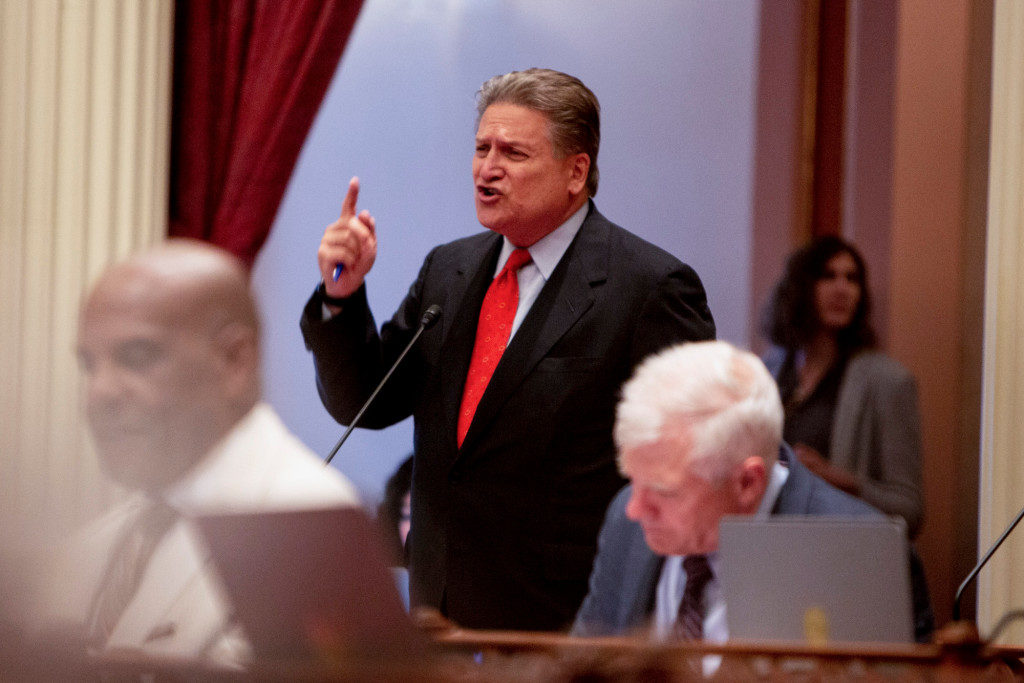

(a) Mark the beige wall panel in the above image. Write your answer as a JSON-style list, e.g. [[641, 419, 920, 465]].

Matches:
[[980, 0, 1024, 644], [0, 0, 173, 534], [53, 0, 97, 518], [0, 1, 30, 521], [21, 0, 61, 515]]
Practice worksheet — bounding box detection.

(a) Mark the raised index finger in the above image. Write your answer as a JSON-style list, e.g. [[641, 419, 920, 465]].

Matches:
[[340, 176, 360, 219]]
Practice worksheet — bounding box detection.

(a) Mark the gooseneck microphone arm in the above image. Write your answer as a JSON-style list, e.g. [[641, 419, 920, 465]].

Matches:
[[953, 501, 1024, 621], [324, 305, 442, 466]]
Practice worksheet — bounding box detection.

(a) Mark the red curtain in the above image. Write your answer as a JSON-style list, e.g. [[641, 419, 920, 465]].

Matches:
[[169, 0, 364, 267]]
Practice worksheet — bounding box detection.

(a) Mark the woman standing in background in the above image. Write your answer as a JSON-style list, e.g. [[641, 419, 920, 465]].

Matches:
[[762, 236, 923, 536]]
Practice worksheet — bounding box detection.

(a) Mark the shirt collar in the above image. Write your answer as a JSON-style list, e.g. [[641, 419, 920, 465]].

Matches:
[[494, 201, 589, 280], [755, 460, 790, 517], [162, 403, 265, 510]]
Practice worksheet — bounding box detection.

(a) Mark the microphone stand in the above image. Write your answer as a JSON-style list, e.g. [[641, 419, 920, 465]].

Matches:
[[952, 502, 1024, 621], [325, 305, 441, 466]]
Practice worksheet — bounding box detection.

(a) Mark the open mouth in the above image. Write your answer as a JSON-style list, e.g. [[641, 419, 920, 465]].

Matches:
[[478, 186, 500, 198]]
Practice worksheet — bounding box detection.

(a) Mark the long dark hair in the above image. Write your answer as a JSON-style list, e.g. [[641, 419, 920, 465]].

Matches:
[[763, 235, 876, 352]]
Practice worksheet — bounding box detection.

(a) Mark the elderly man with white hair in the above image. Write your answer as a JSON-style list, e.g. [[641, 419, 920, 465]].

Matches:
[[572, 340, 932, 643]]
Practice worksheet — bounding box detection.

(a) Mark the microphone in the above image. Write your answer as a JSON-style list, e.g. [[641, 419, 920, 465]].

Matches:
[[324, 305, 442, 465], [952, 501, 1024, 621]]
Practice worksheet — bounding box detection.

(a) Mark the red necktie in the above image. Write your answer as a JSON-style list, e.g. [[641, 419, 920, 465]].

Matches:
[[457, 248, 532, 447]]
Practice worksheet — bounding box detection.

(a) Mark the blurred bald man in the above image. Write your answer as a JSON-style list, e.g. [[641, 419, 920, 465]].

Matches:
[[38, 240, 358, 665]]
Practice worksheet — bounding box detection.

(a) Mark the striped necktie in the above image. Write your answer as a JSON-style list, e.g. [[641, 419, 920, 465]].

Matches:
[[676, 554, 713, 640], [87, 499, 178, 644]]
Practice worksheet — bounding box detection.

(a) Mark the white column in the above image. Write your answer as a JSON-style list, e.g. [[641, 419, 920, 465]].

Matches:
[[0, 0, 173, 532], [979, 0, 1024, 644]]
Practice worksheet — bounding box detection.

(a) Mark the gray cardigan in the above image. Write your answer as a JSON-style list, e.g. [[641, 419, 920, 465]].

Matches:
[[764, 348, 924, 536]]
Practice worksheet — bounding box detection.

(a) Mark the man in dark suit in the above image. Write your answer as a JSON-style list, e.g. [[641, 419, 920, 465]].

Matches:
[[300, 68, 715, 631], [572, 340, 932, 642]]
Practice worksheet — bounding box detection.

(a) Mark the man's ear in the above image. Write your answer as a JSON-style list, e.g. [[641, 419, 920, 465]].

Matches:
[[213, 323, 259, 399], [734, 456, 768, 513], [566, 152, 590, 195]]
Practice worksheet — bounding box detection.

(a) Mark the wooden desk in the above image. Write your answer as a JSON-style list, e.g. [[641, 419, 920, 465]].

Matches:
[[434, 627, 1024, 681], [10, 625, 1024, 681]]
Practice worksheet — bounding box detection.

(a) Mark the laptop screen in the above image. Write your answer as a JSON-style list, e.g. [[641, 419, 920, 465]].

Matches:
[[717, 515, 913, 644], [193, 505, 428, 662]]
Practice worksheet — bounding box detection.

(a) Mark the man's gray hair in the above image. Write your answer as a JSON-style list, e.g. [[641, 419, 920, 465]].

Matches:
[[476, 68, 600, 197], [615, 341, 783, 481]]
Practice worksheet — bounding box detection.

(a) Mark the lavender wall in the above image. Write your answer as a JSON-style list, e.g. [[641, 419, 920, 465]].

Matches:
[[252, 0, 760, 503]]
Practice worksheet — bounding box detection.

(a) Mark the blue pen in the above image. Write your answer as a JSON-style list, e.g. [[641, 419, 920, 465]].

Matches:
[[332, 263, 344, 281]]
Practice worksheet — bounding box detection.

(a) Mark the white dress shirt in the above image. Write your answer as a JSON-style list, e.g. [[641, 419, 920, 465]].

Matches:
[[36, 403, 359, 666], [491, 201, 588, 339]]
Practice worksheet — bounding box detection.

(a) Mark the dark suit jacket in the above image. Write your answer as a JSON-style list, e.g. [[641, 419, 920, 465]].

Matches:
[[300, 203, 715, 630], [572, 445, 934, 641]]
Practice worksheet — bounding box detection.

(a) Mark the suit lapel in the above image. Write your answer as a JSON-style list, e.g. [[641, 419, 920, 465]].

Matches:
[[624, 537, 664, 630], [435, 234, 503, 466], [829, 353, 866, 472], [458, 211, 609, 457], [108, 521, 224, 653]]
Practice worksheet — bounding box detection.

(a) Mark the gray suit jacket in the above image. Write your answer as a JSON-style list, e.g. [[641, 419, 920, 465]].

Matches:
[[572, 445, 933, 641], [763, 348, 924, 535]]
